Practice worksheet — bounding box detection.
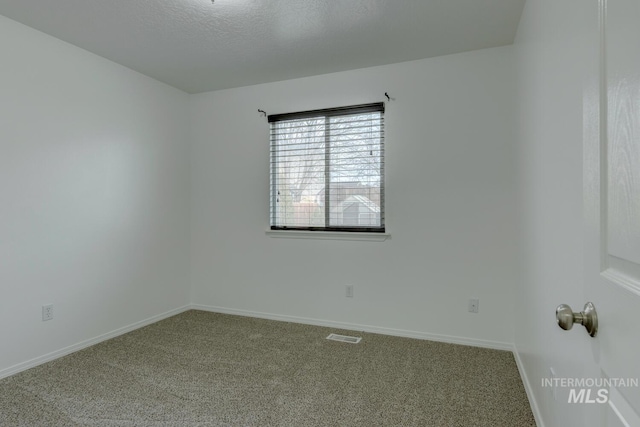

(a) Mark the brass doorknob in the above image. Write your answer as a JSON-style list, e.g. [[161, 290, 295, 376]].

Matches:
[[556, 302, 598, 337]]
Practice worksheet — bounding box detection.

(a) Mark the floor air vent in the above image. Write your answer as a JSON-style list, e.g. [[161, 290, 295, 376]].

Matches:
[[326, 333, 362, 344]]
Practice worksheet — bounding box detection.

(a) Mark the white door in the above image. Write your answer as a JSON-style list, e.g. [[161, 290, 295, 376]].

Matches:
[[582, 0, 640, 424]]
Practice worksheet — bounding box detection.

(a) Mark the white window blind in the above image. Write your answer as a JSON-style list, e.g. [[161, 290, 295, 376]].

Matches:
[[269, 103, 385, 232]]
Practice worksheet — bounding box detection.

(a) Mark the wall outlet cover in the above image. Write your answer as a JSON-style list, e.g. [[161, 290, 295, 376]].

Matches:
[[42, 304, 53, 321], [468, 298, 479, 313], [345, 284, 354, 298]]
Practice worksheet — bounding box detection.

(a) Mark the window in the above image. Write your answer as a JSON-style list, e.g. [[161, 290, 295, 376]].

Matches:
[[269, 103, 385, 233]]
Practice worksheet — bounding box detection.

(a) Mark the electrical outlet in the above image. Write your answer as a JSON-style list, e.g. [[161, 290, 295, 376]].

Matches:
[[468, 298, 479, 313], [42, 304, 53, 321], [345, 284, 354, 298]]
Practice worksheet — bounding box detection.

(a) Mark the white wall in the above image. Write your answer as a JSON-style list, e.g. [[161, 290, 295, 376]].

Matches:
[[514, 0, 594, 424], [0, 16, 191, 375], [190, 47, 518, 347]]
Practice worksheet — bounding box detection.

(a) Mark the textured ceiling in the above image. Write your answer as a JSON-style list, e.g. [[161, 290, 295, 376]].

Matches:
[[0, 0, 526, 94]]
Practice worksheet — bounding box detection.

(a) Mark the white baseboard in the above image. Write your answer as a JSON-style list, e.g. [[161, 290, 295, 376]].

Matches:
[[0, 305, 191, 380], [191, 304, 513, 351], [513, 344, 545, 427], [1, 303, 517, 385]]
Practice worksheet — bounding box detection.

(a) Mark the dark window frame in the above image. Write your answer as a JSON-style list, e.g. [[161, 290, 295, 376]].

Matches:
[[269, 103, 385, 233]]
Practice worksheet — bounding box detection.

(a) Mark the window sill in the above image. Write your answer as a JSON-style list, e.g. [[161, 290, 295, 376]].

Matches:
[[265, 229, 390, 242]]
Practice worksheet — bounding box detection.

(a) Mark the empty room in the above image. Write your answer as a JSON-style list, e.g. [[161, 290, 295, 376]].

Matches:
[[1, 0, 639, 426]]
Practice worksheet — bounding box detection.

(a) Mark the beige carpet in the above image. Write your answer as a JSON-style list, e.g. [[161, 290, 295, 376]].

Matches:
[[0, 310, 535, 426]]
